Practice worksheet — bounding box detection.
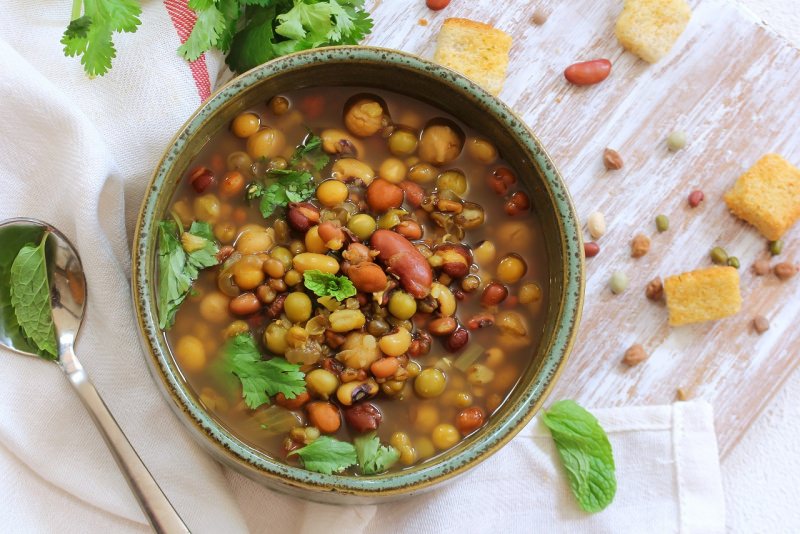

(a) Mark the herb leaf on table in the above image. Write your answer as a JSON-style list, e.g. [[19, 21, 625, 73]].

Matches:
[[221, 333, 306, 410], [9, 232, 58, 359], [542, 400, 617, 513], [288, 435, 358, 475]]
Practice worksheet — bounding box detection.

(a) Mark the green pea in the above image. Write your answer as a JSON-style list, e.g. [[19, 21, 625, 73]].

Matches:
[[726, 256, 740, 269], [347, 213, 376, 240], [770, 240, 784, 256], [388, 291, 417, 320], [710, 246, 728, 265], [655, 214, 669, 232], [667, 130, 687, 152], [609, 271, 628, 294]]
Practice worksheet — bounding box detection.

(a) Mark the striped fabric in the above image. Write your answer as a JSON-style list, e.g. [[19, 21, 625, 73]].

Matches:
[[164, 0, 212, 101]]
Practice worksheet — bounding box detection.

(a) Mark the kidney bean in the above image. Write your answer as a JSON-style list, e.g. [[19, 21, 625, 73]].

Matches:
[[584, 242, 600, 258], [275, 391, 310, 410], [188, 166, 214, 193], [306, 402, 341, 434], [488, 167, 516, 195], [564, 59, 612, 86], [455, 406, 485, 434], [434, 244, 472, 279], [444, 327, 469, 352], [318, 221, 345, 246], [688, 190, 704, 208], [370, 229, 433, 298], [504, 191, 531, 216], [481, 282, 508, 307], [366, 178, 404, 213], [344, 403, 382, 433], [399, 181, 425, 208], [396, 220, 423, 240], [426, 0, 450, 10], [229, 293, 261, 315], [408, 331, 432, 356], [347, 262, 388, 292], [287, 202, 320, 232]]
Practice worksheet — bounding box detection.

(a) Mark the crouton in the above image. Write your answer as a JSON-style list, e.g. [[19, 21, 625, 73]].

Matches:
[[664, 266, 742, 326], [615, 0, 692, 63]]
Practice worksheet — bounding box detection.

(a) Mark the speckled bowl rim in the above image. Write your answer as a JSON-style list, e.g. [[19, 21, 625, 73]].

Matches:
[[132, 46, 584, 498]]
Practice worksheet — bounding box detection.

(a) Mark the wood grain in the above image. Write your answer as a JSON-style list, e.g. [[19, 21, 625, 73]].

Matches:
[[363, 0, 800, 456]]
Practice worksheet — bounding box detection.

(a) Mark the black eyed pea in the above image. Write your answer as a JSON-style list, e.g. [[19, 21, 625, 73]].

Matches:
[[430, 282, 456, 316], [336, 379, 379, 406], [306, 369, 340, 399], [331, 158, 375, 185], [321, 128, 365, 156]]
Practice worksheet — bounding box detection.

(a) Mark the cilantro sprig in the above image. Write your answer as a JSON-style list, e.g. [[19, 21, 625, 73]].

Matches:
[[354, 433, 400, 475], [288, 436, 357, 475], [303, 270, 356, 301], [222, 333, 306, 410]]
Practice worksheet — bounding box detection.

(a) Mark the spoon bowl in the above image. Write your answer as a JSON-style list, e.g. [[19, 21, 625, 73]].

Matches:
[[0, 218, 188, 533]]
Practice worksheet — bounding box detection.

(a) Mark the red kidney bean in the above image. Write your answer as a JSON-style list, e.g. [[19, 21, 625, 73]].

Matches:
[[688, 190, 704, 208], [504, 191, 531, 216], [370, 229, 433, 298], [444, 327, 469, 352], [188, 166, 214, 193], [488, 167, 517, 195], [287, 202, 320, 232], [426, 0, 450, 10], [564, 59, 612, 86], [584, 242, 600, 258], [344, 403, 383, 433], [481, 282, 508, 307], [455, 407, 485, 434], [229, 293, 261, 315]]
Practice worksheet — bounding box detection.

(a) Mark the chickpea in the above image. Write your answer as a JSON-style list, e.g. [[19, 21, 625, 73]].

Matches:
[[193, 194, 221, 223], [284, 269, 303, 287], [246, 128, 286, 160], [233, 254, 265, 290], [306, 369, 339, 399], [236, 229, 273, 254], [497, 253, 528, 284], [269, 96, 290, 115], [231, 112, 260, 138], [519, 282, 543, 304], [412, 403, 440, 432], [316, 180, 349, 207], [284, 292, 312, 323], [466, 138, 498, 164], [473, 240, 496, 266], [344, 96, 387, 137], [432, 423, 460, 450], [270, 246, 293, 270], [175, 335, 206, 373], [388, 291, 417, 320], [415, 368, 447, 398], [436, 170, 467, 195], [413, 437, 436, 460], [199, 292, 230, 323], [223, 320, 249, 338], [226, 151, 253, 175], [378, 157, 407, 184], [214, 222, 236, 244], [418, 120, 464, 165], [219, 170, 246, 198], [388, 128, 419, 156], [264, 322, 289, 354], [262, 258, 285, 279], [408, 163, 438, 183], [378, 328, 412, 357], [347, 213, 377, 240], [304, 226, 327, 254]]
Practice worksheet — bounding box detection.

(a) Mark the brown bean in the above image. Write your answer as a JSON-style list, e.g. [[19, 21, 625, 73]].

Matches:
[[564, 59, 612, 86], [753, 259, 771, 276], [399, 181, 425, 208], [275, 391, 310, 410], [429, 316, 457, 336], [287, 202, 320, 232], [444, 327, 469, 352], [366, 178, 404, 213], [753, 315, 770, 334], [622, 344, 647, 366], [306, 402, 341, 434], [216, 245, 235, 263], [433, 244, 472, 279], [343, 242, 373, 264], [688, 190, 704, 208], [645, 277, 664, 301], [481, 282, 508, 307], [488, 167, 516, 195], [347, 262, 388, 293], [370, 357, 400, 379], [344, 403, 382, 433], [188, 166, 214, 193], [265, 293, 287, 319], [775, 262, 798, 280], [455, 407, 485, 434], [229, 292, 260, 315], [408, 331, 432, 357], [504, 191, 531, 216], [396, 220, 423, 240], [370, 229, 434, 298]]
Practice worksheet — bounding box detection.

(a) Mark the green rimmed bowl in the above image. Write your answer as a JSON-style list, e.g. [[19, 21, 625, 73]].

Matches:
[[132, 46, 584, 503]]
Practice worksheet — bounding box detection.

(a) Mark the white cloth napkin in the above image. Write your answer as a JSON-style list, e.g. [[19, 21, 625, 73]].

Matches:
[[0, 2, 725, 533]]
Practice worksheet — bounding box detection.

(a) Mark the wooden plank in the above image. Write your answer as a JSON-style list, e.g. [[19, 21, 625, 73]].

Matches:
[[363, 0, 800, 456]]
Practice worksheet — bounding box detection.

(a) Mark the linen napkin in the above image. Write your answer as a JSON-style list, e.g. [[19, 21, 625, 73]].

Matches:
[[0, 2, 725, 533]]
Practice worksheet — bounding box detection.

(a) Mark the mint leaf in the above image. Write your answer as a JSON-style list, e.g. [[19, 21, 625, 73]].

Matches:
[[289, 436, 357, 474], [542, 400, 616, 513], [0, 225, 45, 356], [61, 0, 142, 77], [222, 333, 306, 409], [303, 270, 356, 301], [354, 433, 400, 475], [9, 233, 57, 359]]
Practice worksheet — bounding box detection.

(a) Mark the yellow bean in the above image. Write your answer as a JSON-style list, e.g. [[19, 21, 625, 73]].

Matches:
[[175, 335, 206, 373], [304, 226, 328, 254], [432, 424, 460, 450], [328, 309, 366, 332], [292, 253, 339, 274], [378, 328, 412, 357]]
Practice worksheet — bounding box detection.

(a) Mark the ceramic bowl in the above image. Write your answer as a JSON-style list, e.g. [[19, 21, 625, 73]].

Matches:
[[132, 46, 584, 504]]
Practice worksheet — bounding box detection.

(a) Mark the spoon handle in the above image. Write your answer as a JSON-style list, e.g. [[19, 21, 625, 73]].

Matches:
[[61, 347, 190, 534]]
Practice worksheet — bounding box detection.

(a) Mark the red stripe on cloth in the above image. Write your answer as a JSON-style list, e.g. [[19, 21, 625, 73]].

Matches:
[[164, 0, 212, 101]]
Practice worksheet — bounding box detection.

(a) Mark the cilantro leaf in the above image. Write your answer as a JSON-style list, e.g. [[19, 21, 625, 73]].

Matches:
[[276, 1, 333, 44], [354, 433, 400, 475], [222, 333, 306, 409], [9, 233, 57, 360], [178, 0, 232, 61], [157, 220, 219, 330], [290, 134, 330, 171], [61, 0, 142, 77], [247, 169, 315, 219], [542, 400, 617, 513], [288, 436, 357, 474], [303, 270, 356, 301], [225, 4, 281, 73]]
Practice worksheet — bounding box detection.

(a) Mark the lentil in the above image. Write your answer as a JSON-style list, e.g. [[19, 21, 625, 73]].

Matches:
[[645, 277, 664, 301], [688, 190, 704, 208], [603, 148, 624, 170], [752, 259, 771, 276], [774, 262, 798, 280]]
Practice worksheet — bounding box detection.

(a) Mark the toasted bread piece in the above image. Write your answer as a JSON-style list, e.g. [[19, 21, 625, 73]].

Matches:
[[724, 154, 800, 241], [663, 266, 742, 326], [615, 0, 691, 63], [434, 18, 512, 96]]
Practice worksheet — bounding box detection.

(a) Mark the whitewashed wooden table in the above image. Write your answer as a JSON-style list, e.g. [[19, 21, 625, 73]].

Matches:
[[364, 0, 800, 457]]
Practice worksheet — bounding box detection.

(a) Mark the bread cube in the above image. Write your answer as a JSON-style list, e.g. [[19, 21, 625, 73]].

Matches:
[[664, 266, 742, 326]]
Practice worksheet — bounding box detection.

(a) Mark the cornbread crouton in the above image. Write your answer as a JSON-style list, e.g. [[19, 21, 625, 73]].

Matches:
[[434, 18, 512, 96], [664, 266, 742, 326], [723, 154, 800, 240], [615, 0, 692, 63]]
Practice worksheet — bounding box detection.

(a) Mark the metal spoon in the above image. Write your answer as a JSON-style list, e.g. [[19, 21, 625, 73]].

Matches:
[[0, 218, 188, 534]]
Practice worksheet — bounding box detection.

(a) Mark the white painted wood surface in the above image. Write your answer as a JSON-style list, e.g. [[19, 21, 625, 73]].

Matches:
[[363, 0, 800, 456]]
